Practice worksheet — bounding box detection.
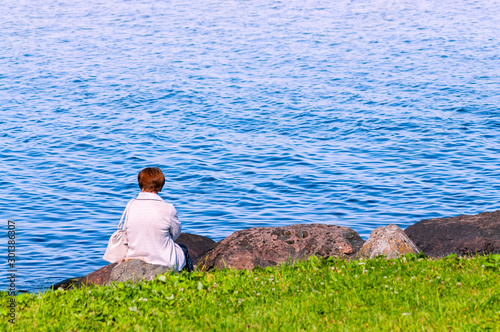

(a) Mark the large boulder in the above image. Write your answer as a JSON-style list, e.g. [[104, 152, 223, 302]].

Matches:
[[358, 224, 419, 259], [405, 210, 500, 257], [198, 224, 365, 271]]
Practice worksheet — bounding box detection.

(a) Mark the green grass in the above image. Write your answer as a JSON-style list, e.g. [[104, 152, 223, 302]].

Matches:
[[2, 254, 499, 331]]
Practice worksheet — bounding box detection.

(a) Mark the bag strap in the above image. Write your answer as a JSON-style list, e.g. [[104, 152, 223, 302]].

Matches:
[[117, 199, 135, 230]]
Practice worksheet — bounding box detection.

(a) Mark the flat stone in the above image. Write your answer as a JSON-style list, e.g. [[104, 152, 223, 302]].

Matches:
[[51, 263, 117, 290], [198, 224, 365, 271], [107, 259, 171, 284], [77, 263, 117, 286], [359, 224, 419, 259], [65, 260, 170, 287], [405, 210, 500, 257]]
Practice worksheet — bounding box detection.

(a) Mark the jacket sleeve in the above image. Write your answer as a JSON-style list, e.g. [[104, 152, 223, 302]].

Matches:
[[169, 207, 182, 241]]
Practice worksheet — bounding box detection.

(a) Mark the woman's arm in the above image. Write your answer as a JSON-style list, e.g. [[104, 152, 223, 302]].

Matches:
[[169, 207, 182, 241]]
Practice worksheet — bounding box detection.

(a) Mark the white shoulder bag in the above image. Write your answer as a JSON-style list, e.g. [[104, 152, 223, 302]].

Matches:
[[103, 199, 135, 263]]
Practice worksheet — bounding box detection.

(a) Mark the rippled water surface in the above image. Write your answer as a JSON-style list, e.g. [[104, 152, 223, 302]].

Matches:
[[1, 0, 499, 291]]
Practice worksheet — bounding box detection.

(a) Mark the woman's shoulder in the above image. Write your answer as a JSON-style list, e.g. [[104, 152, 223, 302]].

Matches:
[[164, 202, 178, 215], [149, 199, 175, 214], [135, 192, 177, 212], [144, 199, 176, 212]]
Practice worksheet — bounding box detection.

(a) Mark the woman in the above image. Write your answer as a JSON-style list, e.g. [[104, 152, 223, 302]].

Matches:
[[124, 167, 191, 271]]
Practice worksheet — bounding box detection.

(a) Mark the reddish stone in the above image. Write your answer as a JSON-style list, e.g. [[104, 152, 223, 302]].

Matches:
[[198, 224, 365, 271], [79, 263, 117, 286]]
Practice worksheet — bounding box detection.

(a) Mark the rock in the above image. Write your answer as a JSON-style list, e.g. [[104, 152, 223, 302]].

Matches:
[[51, 263, 118, 290], [175, 233, 217, 265], [358, 224, 420, 259], [50, 277, 86, 291], [405, 210, 500, 257], [108, 259, 171, 284], [198, 224, 365, 271], [75, 260, 170, 286], [78, 263, 117, 286]]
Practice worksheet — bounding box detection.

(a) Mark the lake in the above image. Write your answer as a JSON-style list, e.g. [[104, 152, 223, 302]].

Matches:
[[1, 0, 499, 292]]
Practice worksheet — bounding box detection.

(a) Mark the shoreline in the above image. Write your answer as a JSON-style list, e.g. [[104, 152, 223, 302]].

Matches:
[[48, 209, 500, 291]]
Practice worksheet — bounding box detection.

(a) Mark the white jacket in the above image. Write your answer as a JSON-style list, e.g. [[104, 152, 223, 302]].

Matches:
[[124, 192, 186, 271]]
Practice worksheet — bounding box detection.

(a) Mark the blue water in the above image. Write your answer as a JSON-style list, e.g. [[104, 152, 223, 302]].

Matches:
[[1, 0, 499, 292]]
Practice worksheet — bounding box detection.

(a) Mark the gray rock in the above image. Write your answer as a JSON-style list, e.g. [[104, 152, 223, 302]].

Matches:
[[359, 224, 420, 259], [107, 259, 171, 284], [405, 210, 500, 257], [198, 224, 365, 271], [72, 260, 171, 287]]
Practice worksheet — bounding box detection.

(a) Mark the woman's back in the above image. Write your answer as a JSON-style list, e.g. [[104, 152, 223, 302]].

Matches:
[[124, 173, 186, 271]]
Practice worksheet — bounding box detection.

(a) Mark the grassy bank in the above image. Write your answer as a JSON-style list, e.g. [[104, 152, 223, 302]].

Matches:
[[1, 254, 499, 331]]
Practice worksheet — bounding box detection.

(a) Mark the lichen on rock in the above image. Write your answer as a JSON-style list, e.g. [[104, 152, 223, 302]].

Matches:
[[359, 224, 419, 259]]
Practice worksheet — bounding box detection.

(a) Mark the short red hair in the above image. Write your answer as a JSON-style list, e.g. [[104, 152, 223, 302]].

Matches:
[[138, 167, 165, 192]]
